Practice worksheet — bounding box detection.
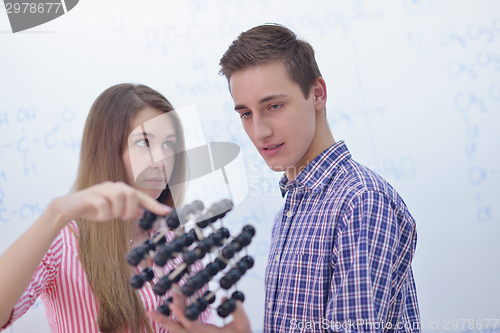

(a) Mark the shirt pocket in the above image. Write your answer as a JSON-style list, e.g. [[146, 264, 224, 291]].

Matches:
[[279, 252, 330, 322]]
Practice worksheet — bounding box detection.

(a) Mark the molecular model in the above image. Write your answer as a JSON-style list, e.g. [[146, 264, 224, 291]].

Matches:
[[126, 199, 256, 320]]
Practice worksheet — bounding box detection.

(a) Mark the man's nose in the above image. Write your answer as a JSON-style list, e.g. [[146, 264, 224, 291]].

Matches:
[[253, 114, 272, 142]]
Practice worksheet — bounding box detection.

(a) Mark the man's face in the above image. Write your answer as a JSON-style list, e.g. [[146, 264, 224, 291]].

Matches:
[[230, 61, 318, 176]]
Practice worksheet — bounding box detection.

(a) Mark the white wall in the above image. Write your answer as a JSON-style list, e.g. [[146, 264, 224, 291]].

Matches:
[[0, 1, 499, 332]]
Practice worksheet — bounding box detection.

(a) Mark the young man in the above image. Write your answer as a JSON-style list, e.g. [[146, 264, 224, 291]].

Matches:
[[149, 24, 421, 333]]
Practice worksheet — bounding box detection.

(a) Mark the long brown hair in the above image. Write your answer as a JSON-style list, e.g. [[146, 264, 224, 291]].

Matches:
[[72, 83, 186, 333]]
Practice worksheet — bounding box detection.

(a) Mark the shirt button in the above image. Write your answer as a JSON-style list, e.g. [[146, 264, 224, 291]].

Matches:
[[275, 254, 280, 262], [286, 211, 293, 218], [268, 302, 272, 309]]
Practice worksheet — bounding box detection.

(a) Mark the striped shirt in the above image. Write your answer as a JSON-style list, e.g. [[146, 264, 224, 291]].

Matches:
[[264, 141, 421, 333], [3, 221, 210, 333]]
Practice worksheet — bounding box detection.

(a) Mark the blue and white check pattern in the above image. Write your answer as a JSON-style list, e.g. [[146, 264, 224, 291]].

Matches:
[[263, 141, 421, 333]]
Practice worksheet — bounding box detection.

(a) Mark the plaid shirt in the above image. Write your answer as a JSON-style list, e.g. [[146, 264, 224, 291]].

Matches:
[[263, 141, 421, 333]]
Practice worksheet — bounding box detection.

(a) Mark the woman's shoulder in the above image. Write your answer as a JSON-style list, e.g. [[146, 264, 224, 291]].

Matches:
[[65, 220, 79, 238], [47, 220, 79, 257]]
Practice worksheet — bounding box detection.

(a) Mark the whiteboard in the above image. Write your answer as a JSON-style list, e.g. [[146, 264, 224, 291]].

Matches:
[[0, 0, 499, 332]]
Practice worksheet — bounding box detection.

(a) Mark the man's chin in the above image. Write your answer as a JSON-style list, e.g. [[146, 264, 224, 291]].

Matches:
[[266, 164, 287, 173]]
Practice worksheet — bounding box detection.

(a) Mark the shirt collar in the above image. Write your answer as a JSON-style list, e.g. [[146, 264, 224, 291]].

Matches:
[[279, 140, 352, 197]]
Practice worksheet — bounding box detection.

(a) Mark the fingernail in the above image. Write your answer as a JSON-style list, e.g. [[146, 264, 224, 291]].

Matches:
[[161, 204, 172, 213], [172, 284, 182, 295]]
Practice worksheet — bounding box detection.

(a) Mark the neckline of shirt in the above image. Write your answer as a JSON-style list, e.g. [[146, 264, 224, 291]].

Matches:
[[279, 140, 352, 197]]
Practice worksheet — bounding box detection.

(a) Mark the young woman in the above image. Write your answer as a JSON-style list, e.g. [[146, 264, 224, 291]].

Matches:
[[0, 83, 210, 333]]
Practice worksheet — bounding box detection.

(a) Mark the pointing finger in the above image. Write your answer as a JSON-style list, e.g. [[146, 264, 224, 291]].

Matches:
[[136, 190, 172, 216], [147, 311, 189, 333]]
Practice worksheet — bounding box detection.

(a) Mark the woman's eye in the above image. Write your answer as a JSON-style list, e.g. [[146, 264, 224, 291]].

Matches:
[[163, 141, 175, 149], [136, 139, 149, 147]]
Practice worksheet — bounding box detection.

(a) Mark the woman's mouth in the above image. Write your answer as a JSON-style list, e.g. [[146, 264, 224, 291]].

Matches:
[[145, 178, 166, 183]]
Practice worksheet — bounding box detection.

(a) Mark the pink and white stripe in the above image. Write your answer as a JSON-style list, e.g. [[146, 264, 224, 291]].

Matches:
[[3, 221, 210, 332]]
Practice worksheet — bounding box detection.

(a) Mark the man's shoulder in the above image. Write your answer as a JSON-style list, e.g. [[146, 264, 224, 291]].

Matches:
[[326, 157, 406, 209]]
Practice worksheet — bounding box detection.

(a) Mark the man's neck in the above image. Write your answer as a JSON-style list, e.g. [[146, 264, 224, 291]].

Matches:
[[285, 112, 335, 181]]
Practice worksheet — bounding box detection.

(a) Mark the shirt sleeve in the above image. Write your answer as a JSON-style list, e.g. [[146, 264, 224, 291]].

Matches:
[[1, 232, 64, 330], [326, 190, 419, 333]]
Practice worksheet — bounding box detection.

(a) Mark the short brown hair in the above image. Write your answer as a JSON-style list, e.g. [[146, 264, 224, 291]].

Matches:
[[219, 23, 322, 98]]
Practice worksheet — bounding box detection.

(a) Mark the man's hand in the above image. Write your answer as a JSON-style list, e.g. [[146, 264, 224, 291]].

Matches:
[[147, 284, 252, 333]]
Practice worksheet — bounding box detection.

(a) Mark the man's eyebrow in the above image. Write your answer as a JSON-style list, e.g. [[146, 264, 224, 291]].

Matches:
[[234, 94, 287, 111], [234, 104, 247, 111], [259, 94, 287, 104]]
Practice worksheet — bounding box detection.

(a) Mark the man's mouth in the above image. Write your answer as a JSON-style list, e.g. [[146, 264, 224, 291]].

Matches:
[[263, 143, 284, 150]]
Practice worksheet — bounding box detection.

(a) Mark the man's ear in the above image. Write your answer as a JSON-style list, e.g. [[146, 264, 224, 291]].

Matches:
[[311, 77, 327, 112]]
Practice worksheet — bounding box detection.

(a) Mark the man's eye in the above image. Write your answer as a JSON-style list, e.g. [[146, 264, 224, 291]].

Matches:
[[240, 112, 252, 119], [270, 104, 281, 110]]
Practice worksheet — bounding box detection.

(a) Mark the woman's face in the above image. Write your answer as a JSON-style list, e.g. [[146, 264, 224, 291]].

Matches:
[[122, 107, 177, 199]]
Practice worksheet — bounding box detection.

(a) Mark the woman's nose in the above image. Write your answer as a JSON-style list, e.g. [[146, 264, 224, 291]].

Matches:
[[148, 144, 163, 165], [150, 157, 163, 169]]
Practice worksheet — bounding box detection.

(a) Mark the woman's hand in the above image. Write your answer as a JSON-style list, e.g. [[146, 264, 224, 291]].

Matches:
[[147, 284, 252, 333], [0, 181, 172, 328], [51, 181, 172, 226]]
